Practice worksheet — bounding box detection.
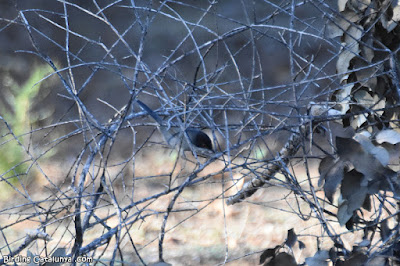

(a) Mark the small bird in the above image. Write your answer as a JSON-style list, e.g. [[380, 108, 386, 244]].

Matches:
[[137, 100, 214, 157]]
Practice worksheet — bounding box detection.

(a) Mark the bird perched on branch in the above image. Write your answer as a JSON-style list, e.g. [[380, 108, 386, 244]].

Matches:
[[137, 100, 214, 157]]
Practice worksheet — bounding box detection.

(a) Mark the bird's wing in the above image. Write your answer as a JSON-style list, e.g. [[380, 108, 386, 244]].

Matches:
[[137, 100, 164, 125], [137, 100, 180, 147]]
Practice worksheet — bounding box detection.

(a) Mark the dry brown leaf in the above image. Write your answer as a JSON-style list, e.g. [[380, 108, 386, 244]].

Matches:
[[393, 5, 400, 22], [351, 114, 367, 129], [362, 194, 371, 211], [285, 228, 297, 248], [389, 112, 400, 129], [361, 37, 374, 62], [327, 11, 360, 38], [319, 156, 345, 203], [337, 48, 357, 74], [354, 133, 390, 166], [353, 59, 378, 88], [260, 248, 277, 265], [337, 201, 353, 227], [379, 3, 399, 32], [380, 219, 391, 242], [387, 5, 400, 32], [338, 170, 368, 225], [354, 89, 373, 105], [341, 252, 368, 265], [337, 25, 363, 74], [350, 0, 371, 11], [335, 83, 353, 114], [374, 95, 385, 116], [350, 90, 373, 128], [338, 0, 349, 12], [336, 137, 393, 184], [305, 250, 330, 266], [376, 129, 400, 144], [265, 252, 297, 266], [340, 74, 350, 84], [357, 239, 371, 247], [366, 256, 388, 265]]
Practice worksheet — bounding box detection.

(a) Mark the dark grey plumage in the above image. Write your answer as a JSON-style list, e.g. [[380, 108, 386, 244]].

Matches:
[[137, 100, 213, 156]]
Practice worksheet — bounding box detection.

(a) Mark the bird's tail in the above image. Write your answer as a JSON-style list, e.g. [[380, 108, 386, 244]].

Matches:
[[137, 100, 164, 125]]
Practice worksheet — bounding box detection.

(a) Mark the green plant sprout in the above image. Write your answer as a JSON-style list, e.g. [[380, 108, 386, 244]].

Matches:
[[0, 64, 53, 194]]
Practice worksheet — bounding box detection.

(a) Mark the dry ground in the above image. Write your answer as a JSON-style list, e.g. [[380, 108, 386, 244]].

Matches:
[[0, 146, 364, 265]]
